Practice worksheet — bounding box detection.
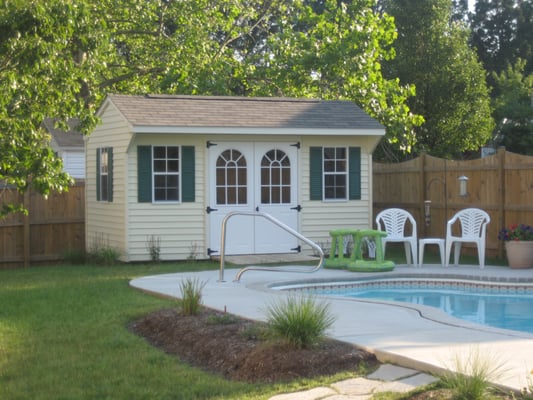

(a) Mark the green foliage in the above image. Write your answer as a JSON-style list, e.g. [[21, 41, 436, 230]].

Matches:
[[439, 348, 506, 400], [0, 1, 107, 215], [491, 59, 533, 155], [265, 294, 335, 349], [178, 277, 206, 316], [1, 0, 423, 218], [380, 0, 494, 159]]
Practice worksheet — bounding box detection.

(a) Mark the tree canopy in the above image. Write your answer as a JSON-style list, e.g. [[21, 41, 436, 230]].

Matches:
[[379, 0, 494, 159], [1, 0, 421, 215]]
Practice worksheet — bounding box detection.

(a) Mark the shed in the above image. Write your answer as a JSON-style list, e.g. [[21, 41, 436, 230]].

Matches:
[[85, 94, 385, 262]]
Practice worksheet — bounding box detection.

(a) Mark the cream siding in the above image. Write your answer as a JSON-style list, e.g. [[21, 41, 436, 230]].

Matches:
[[299, 136, 378, 255], [85, 103, 131, 259], [125, 135, 206, 261]]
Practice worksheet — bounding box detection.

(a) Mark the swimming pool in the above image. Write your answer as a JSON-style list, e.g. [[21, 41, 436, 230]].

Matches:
[[284, 278, 533, 335]]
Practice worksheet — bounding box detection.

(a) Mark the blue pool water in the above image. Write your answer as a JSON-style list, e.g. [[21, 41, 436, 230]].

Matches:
[[301, 280, 533, 334]]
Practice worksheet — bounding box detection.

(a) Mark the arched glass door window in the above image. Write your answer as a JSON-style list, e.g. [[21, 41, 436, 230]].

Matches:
[[216, 149, 247, 204], [261, 149, 291, 204]]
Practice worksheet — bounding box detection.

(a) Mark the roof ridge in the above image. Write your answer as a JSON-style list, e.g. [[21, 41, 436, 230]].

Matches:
[[140, 94, 322, 103]]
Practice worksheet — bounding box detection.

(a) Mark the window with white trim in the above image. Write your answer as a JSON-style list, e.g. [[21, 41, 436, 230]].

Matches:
[[97, 147, 113, 202], [323, 147, 347, 200], [153, 146, 180, 202]]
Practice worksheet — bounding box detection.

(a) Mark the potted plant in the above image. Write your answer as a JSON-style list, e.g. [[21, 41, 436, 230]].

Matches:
[[498, 224, 533, 269]]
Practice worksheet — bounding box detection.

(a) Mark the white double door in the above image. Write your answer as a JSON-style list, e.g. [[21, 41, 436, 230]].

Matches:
[[208, 142, 299, 255]]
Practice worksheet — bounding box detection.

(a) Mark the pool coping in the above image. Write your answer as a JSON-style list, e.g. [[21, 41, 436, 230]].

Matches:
[[130, 264, 533, 392]]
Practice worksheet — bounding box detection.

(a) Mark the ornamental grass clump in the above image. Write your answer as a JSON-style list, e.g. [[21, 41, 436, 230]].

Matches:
[[265, 295, 335, 349], [178, 277, 206, 316], [439, 348, 507, 400], [498, 224, 533, 241]]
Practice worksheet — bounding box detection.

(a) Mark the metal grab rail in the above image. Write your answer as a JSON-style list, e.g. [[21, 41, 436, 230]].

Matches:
[[217, 211, 324, 282]]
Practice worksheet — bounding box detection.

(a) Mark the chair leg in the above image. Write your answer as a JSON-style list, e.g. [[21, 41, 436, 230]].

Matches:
[[410, 240, 418, 267], [445, 240, 452, 267], [477, 243, 485, 269], [403, 242, 412, 265], [453, 242, 461, 266]]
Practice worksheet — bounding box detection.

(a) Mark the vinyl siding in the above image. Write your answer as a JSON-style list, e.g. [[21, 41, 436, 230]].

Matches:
[[85, 103, 131, 259], [126, 135, 206, 261], [299, 136, 375, 255]]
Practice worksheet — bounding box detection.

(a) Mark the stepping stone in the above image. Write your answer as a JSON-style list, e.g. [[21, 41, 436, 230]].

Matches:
[[367, 364, 419, 381]]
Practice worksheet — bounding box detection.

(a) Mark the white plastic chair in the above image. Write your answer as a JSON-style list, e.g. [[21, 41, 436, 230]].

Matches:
[[445, 208, 490, 269], [375, 208, 418, 266]]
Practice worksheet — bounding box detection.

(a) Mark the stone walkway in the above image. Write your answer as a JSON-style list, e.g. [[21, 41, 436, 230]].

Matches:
[[269, 364, 438, 400]]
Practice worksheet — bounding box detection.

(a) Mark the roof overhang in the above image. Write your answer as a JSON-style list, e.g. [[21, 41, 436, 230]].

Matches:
[[131, 126, 385, 136]]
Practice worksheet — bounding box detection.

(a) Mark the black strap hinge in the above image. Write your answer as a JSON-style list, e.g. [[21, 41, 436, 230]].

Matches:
[[291, 142, 301, 149], [291, 245, 301, 252], [206, 206, 218, 214], [206, 141, 217, 148], [290, 205, 302, 212], [207, 248, 218, 256]]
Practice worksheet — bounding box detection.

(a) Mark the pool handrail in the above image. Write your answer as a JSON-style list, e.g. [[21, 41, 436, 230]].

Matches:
[[217, 211, 324, 282]]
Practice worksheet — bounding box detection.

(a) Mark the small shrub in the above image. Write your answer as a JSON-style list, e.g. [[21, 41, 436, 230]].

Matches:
[[87, 246, 121, 266], [265, 294, 335, 349], [439, 347, 506, 400], [87, 232, 121, 265], [61, 249, 87, 265], [178, 278, 206, 316], [146, 235, 161, 262]]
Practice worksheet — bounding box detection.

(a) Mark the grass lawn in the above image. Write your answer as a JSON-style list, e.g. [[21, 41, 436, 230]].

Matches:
[[0, 249, 507, 400], [0, 262, 322, 400]]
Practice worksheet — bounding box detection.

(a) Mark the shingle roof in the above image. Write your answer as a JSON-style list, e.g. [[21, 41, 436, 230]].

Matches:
[[104, 94, 384, 131], [43, 118, 84, 148]]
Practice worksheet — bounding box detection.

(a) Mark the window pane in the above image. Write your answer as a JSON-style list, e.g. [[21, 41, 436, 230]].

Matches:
[[271, 187, 280, 204], [167, 159, 179, 172], [261, 187, 269, 203], [167, 146, 179, 159], [227, 187, 236, 204], [271, 168, 280, 185], [153, 146, 166, 159], [154, 160, 166, 172], [217, 188, 226, 204], [227, 167, 236, 185], [238, 187, 247, 204], [282, 186, 290, 202], [324, 148, 335, 159]]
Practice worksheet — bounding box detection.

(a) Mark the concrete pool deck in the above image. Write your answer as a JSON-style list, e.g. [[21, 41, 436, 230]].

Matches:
[[130, 263, 533, 392]]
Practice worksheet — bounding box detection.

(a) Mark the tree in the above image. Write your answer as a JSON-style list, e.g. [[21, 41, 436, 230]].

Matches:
[[380, 0, 494, 159], [470, 0, 533, 78], [0, 1, 109, 216], [1, 0, 421, 215], [491, 59, 533, 155]]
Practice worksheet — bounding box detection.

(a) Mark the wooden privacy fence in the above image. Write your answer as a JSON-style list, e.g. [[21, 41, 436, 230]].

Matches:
[[373, 148, 533, 259], [0, 182, 85, 269]]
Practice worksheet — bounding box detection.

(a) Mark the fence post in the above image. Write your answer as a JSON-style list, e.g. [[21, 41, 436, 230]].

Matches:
[[420, 152, 427, 237], [23, 190, 30, 268], [497, 147, 506, 259]]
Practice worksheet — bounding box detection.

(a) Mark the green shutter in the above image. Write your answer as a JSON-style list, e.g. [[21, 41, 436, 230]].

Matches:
[[96, 149, 101, 201], [181, 146, 195, 202], [349, 147, 361, 200], [107, 148, 113, 202], [309, 147, 323, 200], [137, 146, 152, 203]]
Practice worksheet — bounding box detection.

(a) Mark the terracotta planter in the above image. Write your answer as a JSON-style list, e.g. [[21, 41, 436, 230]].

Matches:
[[505, 241, 533, 269]]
